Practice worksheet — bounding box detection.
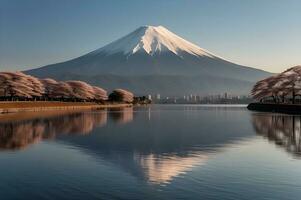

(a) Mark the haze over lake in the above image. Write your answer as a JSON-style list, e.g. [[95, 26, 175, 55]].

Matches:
[[1, 105, 301, 200]]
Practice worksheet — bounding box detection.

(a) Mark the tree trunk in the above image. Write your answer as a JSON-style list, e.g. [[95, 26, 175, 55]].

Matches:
[[272, 95, 276, 103]]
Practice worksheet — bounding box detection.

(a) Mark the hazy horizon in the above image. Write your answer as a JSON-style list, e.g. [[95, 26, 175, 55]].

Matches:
[[1, 0, 301, 73]]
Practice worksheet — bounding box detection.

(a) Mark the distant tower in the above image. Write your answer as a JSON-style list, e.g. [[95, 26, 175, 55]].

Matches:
[[148, 94, 152, 100], [156, 94, 160, 100]]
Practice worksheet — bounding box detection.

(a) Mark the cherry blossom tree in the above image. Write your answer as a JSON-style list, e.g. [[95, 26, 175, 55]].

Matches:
[[92, 86, 108, 102], [0, 72, 44, 100], [109, 89, 134, 103], [252, 66, 301, 104]]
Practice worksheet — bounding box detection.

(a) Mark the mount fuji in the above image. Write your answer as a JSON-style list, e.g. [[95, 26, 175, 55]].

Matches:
[[26, 25, 271, 96]]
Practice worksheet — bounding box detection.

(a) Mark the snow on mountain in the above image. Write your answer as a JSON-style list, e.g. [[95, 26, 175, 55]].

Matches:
[[91, 25, 217, 58]]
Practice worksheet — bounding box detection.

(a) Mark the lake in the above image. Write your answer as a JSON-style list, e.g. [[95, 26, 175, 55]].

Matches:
[[0, 105, 301, 200]]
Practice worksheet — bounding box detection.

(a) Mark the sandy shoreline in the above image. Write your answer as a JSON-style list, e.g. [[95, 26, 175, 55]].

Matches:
[[0, 101, 131, 114]]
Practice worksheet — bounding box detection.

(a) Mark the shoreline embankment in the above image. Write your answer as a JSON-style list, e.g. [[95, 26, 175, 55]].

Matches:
[[247, 102, 301, 114], [0, 101, 131, 114]]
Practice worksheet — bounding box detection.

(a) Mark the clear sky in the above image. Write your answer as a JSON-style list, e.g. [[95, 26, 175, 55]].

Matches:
[[1, 0, 301, 73]]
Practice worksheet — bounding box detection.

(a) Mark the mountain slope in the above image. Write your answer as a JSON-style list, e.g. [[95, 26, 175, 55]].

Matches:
[[26, 25, 271, 95], [42, 72, 254, 96]]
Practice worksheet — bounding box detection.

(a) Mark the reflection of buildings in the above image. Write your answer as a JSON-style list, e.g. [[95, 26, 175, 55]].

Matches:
[[252, 114, 301, 156]]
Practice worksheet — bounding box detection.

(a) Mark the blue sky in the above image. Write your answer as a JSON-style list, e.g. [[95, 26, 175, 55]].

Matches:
[[1, 0, 301, 72]]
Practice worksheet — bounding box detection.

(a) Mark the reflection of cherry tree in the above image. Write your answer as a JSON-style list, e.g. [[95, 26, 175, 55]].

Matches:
[[251, 65, 301, 104], [0, 111, 108, 150], [0, 107, 135, 151], [252, 114, 301, 156], [109, 107, 134, 124]]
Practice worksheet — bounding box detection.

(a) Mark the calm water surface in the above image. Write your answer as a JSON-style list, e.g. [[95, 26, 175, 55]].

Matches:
[[0, 105, 301, 200]]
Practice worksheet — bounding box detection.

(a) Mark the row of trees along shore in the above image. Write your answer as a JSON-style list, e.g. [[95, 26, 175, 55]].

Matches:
[[252, 65, 301, 104], [0, 72, 134, 103]]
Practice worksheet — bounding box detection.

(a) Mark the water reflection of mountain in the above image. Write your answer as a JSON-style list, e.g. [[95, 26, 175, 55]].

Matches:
[[252, 113, 301, 156], [59, 106, 254, 184], [135, 153, 209, 184], [0, 106, 255, 184]]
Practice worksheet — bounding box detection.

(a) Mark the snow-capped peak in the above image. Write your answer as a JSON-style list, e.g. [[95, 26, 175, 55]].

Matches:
[[92, 25, 218, 58]]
